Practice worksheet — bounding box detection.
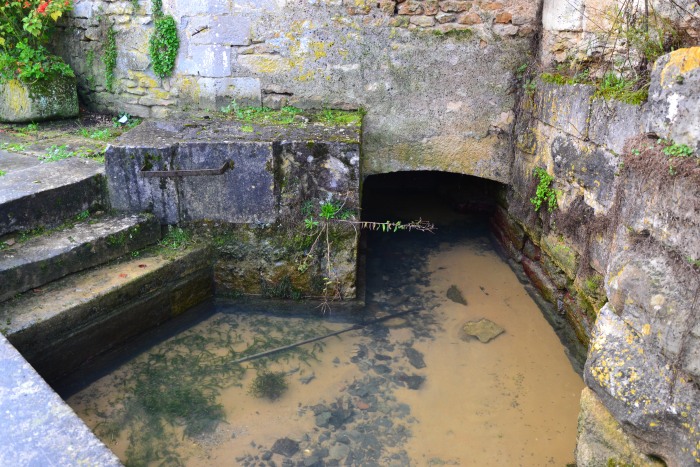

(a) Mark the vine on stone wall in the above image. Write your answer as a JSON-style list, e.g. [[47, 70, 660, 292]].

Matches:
[[148, 0, 179, 78], [104, 24, 117, 92]]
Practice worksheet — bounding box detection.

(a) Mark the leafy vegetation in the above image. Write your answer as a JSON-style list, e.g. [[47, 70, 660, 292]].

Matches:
[[104, 24, 117, 92], [0, 0, 75, 82], [530, 167, 557, 212], [540, 2, 694, 105], [159, 225, 191, 250], [220, 102, 364, 127], [662, 141, 694, 158], [300, 200, 433, 311], [149, 0, 179, 78]]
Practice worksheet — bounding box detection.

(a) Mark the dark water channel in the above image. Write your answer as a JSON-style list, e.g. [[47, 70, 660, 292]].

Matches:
[[61, 172, 583, 466]]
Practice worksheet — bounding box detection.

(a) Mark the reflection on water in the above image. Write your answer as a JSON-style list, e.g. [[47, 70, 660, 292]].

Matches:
[[64, 212, 583, 467]]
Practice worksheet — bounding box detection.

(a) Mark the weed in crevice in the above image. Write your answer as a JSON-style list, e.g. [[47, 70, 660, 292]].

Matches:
[[104, 23, 117, 92], [593, 72, 649, 105], [530, 167, 558, 212], [159, 226, 191, 250], [0, 169, 6, 177]]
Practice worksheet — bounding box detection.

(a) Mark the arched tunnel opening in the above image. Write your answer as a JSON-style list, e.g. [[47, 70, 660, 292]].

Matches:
[[355, 170, 585, 465], [360, 171, 504, 226]]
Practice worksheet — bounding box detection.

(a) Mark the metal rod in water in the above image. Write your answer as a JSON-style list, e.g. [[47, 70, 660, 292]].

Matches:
[[230, 308, 418, 365]]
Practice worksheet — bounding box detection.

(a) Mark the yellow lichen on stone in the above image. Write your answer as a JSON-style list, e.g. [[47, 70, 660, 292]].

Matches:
[[4, 80, 30, 113], [659, 47, 700, 86], [238, 54, 289, 74], [179, 76, 200, 104]]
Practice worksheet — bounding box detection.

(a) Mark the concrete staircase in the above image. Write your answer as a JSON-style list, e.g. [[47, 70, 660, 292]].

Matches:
[[0, 150, 213, 383]]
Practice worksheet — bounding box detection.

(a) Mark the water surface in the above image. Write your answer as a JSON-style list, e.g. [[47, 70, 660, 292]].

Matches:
[[65, 211, 583, 466]]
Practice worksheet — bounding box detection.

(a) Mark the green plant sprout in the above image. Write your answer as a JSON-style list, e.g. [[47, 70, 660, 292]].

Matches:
[[301, 199, 433, 312], [530, 167, 557, 212]]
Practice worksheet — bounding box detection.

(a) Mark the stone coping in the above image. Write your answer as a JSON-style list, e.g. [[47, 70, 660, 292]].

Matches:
[[109, 116, 361, 149], [0, 332, 122, 466]]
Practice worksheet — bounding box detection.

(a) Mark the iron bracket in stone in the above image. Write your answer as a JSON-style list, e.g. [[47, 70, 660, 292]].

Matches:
[[140, 160, 234, 178]]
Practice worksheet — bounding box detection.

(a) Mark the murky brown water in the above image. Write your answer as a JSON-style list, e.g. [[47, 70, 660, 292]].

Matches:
[[65, 212, 583, 467]]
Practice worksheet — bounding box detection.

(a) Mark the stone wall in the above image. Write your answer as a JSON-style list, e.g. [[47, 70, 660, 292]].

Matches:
[[105, 115, 361, 299], [539, 0, 700, 75], [494, 46, 700, 466], [54, 0, 541, 183]]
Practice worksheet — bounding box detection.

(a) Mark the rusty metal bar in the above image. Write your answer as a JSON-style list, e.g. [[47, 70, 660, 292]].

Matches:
[[140, 160, 234, 178]]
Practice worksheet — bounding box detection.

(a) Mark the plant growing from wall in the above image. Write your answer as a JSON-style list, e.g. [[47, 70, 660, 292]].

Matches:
[[530, 167, 557, 212], [104, 24, 117, 92], [301, 199, 433, 312], [148, 0, 178, 78]]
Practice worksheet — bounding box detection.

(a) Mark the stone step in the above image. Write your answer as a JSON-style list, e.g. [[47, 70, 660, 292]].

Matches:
[[0, 213, 160, 302], [0, 246, 213, 383], [0, 153, 106, 236]]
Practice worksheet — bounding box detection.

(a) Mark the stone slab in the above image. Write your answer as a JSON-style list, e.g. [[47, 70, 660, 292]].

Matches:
[[0, 76, 79, 123], [0, 213, 160, 302], [542, 0, 584, 31], [0, 150, 42, 173], [646, 47, 700, 153], [177, 142, 275, 223], [585, 304, 700, 466], [2, 246, 213, 383], [0, 157, 105, 236], [0, 333, 122, 467], [106, 118, 361, 225]]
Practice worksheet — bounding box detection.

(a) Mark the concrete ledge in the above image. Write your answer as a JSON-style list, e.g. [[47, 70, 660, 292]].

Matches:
[[0, 332, 122, 466], [0, 157, 106, 236], [3, 246, 214, 383]]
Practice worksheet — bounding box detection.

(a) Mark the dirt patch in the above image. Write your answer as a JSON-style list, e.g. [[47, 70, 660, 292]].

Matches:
[[623, 134, 700, 184], [0, 110, 137, 160]]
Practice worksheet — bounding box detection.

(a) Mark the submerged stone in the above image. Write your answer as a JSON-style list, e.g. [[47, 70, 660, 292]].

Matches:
[[446, 285, 467, 305], [271, 437, 299, 457], [461, 318, 505, 343], [404, 347, 426, 369]]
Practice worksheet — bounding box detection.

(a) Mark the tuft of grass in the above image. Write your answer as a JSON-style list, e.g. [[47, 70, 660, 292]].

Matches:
[[220, 102, 363, 127], [40, 145, 76, 162], [159, 225, 191, 250], [593, 72, 648, 105], [0, 169, 6, 177], [79, 128, 113, 141], [0, 142, 28, 152], [248, 371, 288, 400], [39, 145, 105, 163]]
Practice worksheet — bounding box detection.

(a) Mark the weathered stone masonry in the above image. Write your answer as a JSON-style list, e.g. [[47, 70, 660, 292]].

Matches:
[[493, 47, 700, 466], [56, 0, 540, 183], [52, 0, 700, 465]]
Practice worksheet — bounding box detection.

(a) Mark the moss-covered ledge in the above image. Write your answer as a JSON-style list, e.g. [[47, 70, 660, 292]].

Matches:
[[0, 75, 78, 123]]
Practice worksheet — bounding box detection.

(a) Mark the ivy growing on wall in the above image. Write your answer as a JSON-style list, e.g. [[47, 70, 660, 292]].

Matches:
[[148, 0, 179, 78], [104, 24, 117, 92]]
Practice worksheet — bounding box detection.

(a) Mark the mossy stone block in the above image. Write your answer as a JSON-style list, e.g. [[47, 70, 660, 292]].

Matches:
[[0, 75, 78, 123]]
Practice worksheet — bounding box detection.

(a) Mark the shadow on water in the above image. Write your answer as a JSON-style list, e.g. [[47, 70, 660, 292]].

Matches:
[[59, 171, 585, 467]]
